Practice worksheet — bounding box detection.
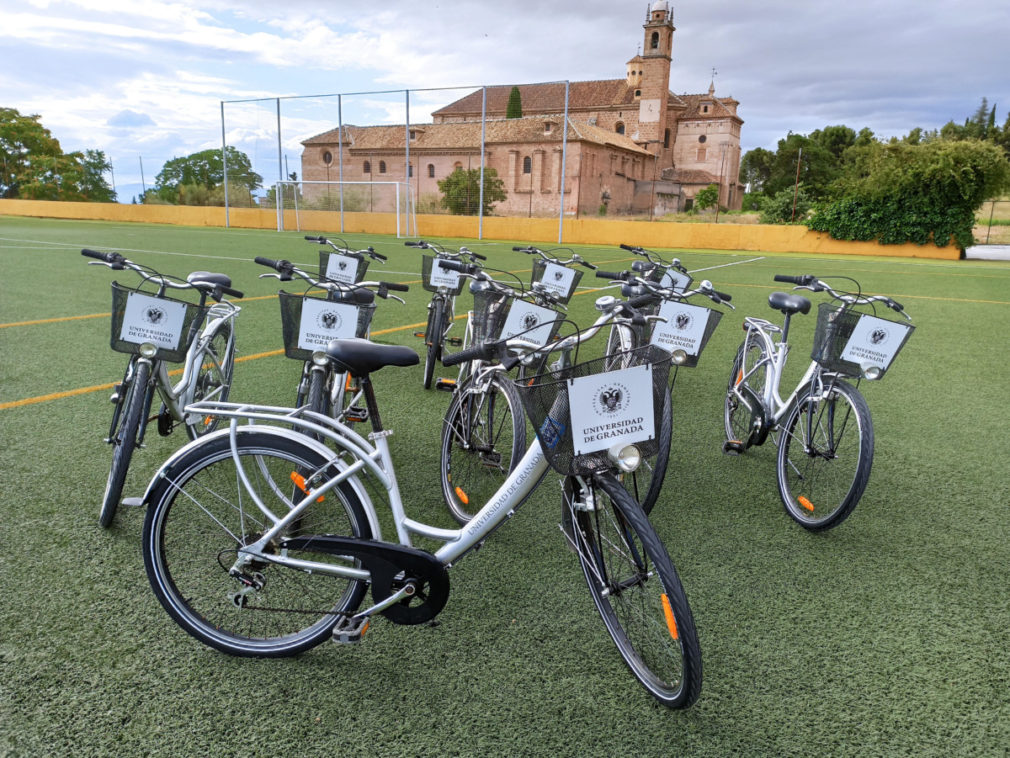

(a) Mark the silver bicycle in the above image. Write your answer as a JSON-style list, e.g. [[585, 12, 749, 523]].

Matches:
[[138, 294, 702, 708], [723, 274, 914, 530], [81, 249, 242, 528]]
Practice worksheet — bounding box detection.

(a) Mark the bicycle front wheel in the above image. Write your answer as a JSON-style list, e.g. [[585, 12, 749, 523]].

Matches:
[[186, 320, 235, 440], [440, 373, 525, 524], [776, 379, 874, 530], [100, 358, 151, 528], [569, 473, 702, 708], [423, 301, 445, 390], [143, 431, 373, 656]]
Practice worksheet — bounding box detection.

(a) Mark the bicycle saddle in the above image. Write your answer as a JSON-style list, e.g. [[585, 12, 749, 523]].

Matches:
[[188, 271, 233, 288], [768, 291, 811, 315], [325, 338, 419, 376]]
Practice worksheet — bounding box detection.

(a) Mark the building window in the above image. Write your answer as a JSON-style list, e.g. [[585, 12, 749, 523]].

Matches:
[[428, 164, 435, 178], [322, 150, 333, 165], [409, 130, 417, 140], [408, 164, 413, 178], [663, 129, 670, 148], [697, 148, 706, 162], [522, 156, 532, 174], [634, 89, 641, 98], [703, 105, 709, 113], [378, 161, 386, 174], [650, 31, 659, 49], [363, 160, 371, 173], [615, 122, 625, 135]]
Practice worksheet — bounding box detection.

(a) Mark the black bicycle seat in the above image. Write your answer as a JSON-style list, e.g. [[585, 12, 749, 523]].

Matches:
[[325, 338, 419, 376], [768, 291, 811, 315], [188, 271, 233, 289]]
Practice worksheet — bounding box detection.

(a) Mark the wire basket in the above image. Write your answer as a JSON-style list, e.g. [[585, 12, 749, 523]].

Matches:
[[109, 281, 207, 362], [470, 285, 512, 344], [811, 302, 915, 378], [514, 344, 671, 476], [421, 255, 466, 295], [319, 250, 370, 284], [647, 303, 723, 368], [278, 290, 376, 361], [530, 259, 583, 304]]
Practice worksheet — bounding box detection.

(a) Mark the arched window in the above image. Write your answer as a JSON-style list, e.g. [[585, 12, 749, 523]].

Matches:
[[650, 32, 659, 49], [378, 161, 386, 174], [663, 128, 671, 148], [615, 122, 625, 135], [322, 151, 333, 165], [522, 156, 532, 174], [363, 160, 371, 174], [428, 164, 435, 178]]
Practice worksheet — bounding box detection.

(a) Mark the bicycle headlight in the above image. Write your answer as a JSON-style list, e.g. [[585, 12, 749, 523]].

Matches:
[[311, 350, 329, 367], [670, 349, 688, 366], [608, 443, 642, 473], [864, 366, 882, 381], [139, 342, 158, 358]]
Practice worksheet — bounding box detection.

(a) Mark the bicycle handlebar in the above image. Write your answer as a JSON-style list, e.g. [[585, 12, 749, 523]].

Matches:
[[775, 274, 909, 317], [85, 249, 242, 300]]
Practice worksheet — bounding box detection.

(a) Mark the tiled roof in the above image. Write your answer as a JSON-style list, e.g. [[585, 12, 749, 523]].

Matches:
[[669, 168, 719, 185], [433, 80, 639, 116], [677, 93, 740, 120]]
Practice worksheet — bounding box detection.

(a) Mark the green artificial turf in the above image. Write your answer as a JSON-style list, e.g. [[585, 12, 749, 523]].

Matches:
[[2, 215, 1009, 756]]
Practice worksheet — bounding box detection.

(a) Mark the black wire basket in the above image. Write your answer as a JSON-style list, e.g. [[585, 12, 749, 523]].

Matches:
[[811, 302, 915, 379], [530, 259, 583, 304], [319, 250, 370, 284], [278, 290, 376, 361], [421, 255, 466, 295], [470, 285, 512, 344], [109, 281, 207, 363], [514, 344, 671, 476]]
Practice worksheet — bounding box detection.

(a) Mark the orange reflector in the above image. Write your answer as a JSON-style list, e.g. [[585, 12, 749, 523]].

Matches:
[[735, 369, 744, 387], [344, 374, 354, 391], [203, 416, 213, 426], [798, 495, 814, 512], [360, 620, 370, 637], [661, 593, 679, 640], [290, 471, 324, 503], [454, 486, 470, 505]]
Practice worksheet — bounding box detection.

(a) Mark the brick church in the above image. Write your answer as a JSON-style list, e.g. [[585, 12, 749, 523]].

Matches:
[[300, 1, 743, 216]]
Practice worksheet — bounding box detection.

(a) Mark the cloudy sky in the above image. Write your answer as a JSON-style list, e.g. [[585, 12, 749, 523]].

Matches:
[[2, 0, 1007, 202]]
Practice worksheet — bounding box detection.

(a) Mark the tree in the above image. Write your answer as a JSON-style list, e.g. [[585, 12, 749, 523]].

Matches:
[[153, 146, 261, 204], [437, 167, 507, 215], [738, 147, 774, 193], [79, 150, 116, 202], [1, 107, 73, 199], [506, 86, 523, 119], [694, 183, 719, 211]]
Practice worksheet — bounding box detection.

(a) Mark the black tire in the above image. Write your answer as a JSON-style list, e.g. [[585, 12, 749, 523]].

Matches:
[[441, 374, 526, 524], [186, 321, 235, 440], [569, 473, 702, 708], [776, 378, 874, 531], [724, 335, 768, 447], [423, 302, 445, 390], [305, 367, 330, 417], [100, 359, 151, 528], [142, 430, 373, 656]]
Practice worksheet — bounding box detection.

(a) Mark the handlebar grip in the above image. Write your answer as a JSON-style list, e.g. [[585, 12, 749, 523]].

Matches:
[[774, 274, 807, 284], [81, 248, 110, 261], [404, 241, 423, 248], [221, 285, 245, 299], [304, 235, 324, 242], [513, 246, 529, 252], [371, 251, 388, 261], [887, 298, 905, 312], [254, 256, 282, 269], [595, 270, 623, 280], [713, 289, 733, 302], [442, 341, 500, 367], [472, 252, 487, 261], [383, 281, 409, 292], [580, 259, 598, 270], [440, 260, 479, 275], [619, 243, 636, 252], [627, 292, 660, 310]]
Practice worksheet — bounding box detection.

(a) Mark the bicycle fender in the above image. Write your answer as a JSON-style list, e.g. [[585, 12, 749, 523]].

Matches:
[[139, 426, 382, 541]]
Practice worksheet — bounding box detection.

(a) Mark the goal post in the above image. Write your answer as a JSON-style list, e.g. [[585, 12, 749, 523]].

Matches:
[[272, 180, 416, 237]]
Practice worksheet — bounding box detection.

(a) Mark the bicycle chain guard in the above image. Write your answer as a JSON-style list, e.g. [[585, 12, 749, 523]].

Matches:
[[279, 536, 450, 626]]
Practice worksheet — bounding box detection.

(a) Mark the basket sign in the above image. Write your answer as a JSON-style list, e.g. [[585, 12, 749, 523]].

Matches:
[[297, 299, 358, 351], [568, 363, 655, 456], [660, 269, 691, 294], [539, 262, 577, 299], [839, 314, 912, 371], [120, 292, 188, 350], [649, 301, 711, 356], [428, 259, 462, 290], [324, 254, 359, 284], [499, 300, 559, 347]]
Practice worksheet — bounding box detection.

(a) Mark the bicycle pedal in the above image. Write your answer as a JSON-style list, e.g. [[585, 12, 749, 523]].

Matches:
[[722, 440, 746, 456], [413, 331, 426, 338], [121, 497, 145, 507], [435, 378, 457, 392], [331, 614, 370, 644], [445, 337, 463, 346], [344, 406, 369, 423]]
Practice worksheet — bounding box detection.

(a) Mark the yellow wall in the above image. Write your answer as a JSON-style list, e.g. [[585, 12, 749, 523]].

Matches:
[[0, 198, 961, 260]]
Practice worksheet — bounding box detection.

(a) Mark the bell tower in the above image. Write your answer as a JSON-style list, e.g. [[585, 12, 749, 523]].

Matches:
[[637, 1, 674, 149]]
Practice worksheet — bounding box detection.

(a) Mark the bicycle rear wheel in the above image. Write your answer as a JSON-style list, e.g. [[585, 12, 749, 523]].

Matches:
[[100, 358, 151, 528], [567, 473, 702, 708], [724, 335, 768, 448], [143, 431, 372, 656], [440, 373, 525, 524], [186, 321, 235, 440], [776, 379, 874, 530]]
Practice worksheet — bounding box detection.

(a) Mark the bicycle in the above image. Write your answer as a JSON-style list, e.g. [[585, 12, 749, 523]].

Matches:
[[81, 248, 243, 528], [406, 240, 486, 389], [437, 259, 569, 524], [253, 252, 407, 426], [138, 294, 702, 708], [592, 254, 731, 513], [723, 274, 915, 530]]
